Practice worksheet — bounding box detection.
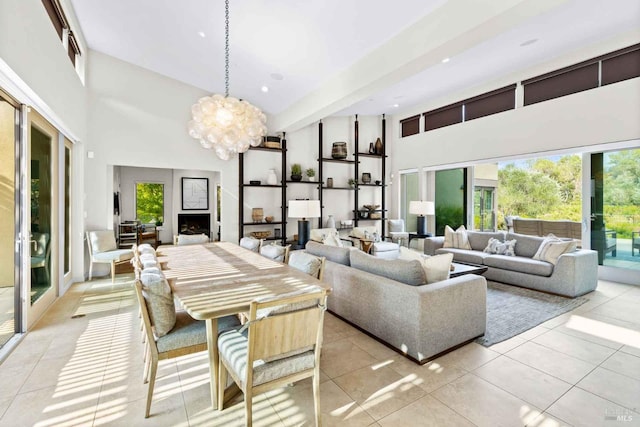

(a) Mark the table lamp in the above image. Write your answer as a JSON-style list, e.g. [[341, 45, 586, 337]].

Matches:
[[288, 199, 321, 246], [409, 201, 435, 235]]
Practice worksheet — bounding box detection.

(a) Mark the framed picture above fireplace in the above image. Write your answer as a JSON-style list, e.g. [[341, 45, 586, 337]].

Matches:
[[181, 177, 209, 210]]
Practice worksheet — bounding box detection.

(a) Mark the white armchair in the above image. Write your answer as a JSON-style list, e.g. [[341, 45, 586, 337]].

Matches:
[[387, 219, 409, 247], [87, 230, 134, 283]]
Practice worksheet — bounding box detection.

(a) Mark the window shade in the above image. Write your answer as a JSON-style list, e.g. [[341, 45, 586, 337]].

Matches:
[[400, 115, 420, 137]]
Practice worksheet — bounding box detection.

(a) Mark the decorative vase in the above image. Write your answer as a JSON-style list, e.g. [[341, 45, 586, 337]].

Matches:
[[326, 215, 336, 229], [331, 142, 347, 159], [369, 142, 375, 154], [374, 137, 383, 155], [267, 169, 277, 185], [326, 177, 333, 188], [362, 172, 371, 184], [252, 208, 263, 223]]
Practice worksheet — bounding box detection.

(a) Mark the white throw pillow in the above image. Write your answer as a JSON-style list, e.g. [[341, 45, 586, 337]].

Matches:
[[140, 267, 175, 337], [422, 253, 454, 284], [443, 225, 472, 250], [288, 251, 323, 278], [533, 234, 577, 265], [310, 228, 338, 243], [322, 231, 343, 247], [351, 226, 377, 240], [239, 237, 261, 252]]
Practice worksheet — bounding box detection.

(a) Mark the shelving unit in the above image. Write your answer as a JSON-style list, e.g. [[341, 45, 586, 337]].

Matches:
[[238, 135, 287, 245], [118, 223, 138, 249]]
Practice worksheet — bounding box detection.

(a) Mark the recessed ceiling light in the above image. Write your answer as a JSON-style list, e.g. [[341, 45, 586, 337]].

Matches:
[[520, 38, 538, 47], [261, 85, 269, 93], [197, 31, 206, 38], [270, 73, 284, 81], [392, 104, 399, 108], [441, 57, 450, 63]]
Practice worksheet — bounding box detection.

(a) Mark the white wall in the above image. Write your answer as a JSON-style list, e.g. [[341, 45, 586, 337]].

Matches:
[[85, 51, 239, 251]]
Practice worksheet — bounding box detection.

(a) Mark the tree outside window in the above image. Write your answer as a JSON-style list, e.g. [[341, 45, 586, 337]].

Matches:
[[136, 183, 164, 225]]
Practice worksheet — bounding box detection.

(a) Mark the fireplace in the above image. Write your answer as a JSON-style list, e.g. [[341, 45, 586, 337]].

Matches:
[[178, 213, 211, 237]]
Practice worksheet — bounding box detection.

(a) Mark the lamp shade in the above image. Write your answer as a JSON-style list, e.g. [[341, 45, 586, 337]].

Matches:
[[409, 201, 435, 216], [288, 200, 321, 219]]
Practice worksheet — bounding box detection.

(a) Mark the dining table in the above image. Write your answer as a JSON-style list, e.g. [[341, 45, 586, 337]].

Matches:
[[156, 241, 331, 409]]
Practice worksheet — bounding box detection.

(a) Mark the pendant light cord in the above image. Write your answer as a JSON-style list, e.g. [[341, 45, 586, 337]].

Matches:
[[224, 0, 230, 97]]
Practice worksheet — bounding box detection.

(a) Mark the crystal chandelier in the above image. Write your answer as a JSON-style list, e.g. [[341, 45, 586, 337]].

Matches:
[[187, 0, 267, 160]]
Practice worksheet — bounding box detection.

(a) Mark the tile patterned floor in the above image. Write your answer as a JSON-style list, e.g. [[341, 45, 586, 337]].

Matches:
[[0, 276, 639, 426]]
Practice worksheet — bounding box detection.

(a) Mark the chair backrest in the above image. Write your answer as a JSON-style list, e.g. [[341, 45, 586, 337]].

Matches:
[[87, 230, 118, 256], [175, 233, 209, 246], [259, 244, 291, 263], [31, 232, 50, 258], [133, 280, 159, 357], [387, 219, 405, 233], [240, 237, 262, 252], [287, 251, 326, 281], [246, 288, 327, 375]]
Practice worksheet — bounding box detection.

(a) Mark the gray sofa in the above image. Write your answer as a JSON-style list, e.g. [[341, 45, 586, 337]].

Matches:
[[424, 231, 598, 298], [305, 241, 487, 363]]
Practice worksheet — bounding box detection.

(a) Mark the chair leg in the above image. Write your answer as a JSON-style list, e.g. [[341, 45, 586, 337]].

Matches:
[[145, 356, 158, 418], [88, 262, 93, 281], [111, 260, 116, 283], [217, 357, 227, 410], [312, 368, 321, 427], [244, 387, 253, 427]]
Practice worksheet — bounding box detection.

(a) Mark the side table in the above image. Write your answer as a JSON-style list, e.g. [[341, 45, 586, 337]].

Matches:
[[408, 232, 433, 248]]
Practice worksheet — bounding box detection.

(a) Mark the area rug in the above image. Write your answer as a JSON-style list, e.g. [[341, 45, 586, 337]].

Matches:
[[475, 281, 587, 347]]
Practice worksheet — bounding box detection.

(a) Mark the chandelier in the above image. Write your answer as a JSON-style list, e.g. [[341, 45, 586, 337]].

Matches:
[[187, 0, 267, 160]]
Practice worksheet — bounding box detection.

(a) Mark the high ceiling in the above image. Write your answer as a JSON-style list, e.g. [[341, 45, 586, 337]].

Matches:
[[70, 0, 639, 129]]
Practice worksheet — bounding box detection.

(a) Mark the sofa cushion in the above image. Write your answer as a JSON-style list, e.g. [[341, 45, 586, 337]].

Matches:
[[288, 251, 323, 278], [322, 231, 343, 247], [239, 237, 261, 252], [506, 232, 546, 258], [350, 249, 425, 286], [484, 255, 554, 277], [443, 225, 472, 249], [466, 231, 506, 251], [305, 241, 352, 266], [177, 233, 209, 246], [533, 235, 577, 265], [436, 248, 492, 265]]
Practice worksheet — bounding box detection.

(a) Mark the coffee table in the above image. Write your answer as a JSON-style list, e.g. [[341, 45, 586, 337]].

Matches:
[[450, 261, 488, 278]]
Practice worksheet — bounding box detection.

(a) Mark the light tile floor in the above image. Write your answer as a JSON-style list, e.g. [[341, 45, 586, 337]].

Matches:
[[0, 275, 639, 426]]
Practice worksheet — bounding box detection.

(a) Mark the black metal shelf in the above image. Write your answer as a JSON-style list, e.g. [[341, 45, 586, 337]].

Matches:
[[243, 184, 281, 188], [321, 158, 357, 164], [356, 152, 387, 158], [323, 186, 354, 190], [249, 146, 283, 153], [357, 183, 384, 187], [285, 180, 319, 185], [242, 221, 283, 226]]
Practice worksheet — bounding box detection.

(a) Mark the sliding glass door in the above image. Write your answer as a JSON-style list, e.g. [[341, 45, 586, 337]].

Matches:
[[400, 171, 419, 232], [0, 94, 20, 348], [435, 168, 467, 235]]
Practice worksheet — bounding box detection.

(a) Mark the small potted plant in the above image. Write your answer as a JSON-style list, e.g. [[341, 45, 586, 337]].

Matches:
[[290, 163, 302, 181], [306, 168, 316, 181], [348, 178, 356, 188]]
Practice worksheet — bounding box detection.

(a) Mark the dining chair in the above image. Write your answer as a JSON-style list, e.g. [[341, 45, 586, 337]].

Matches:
[[287, 251, 326, 280], [259, 243, 291, 263], [30, 232, 51, 282], [133, 279, 240, 418], [86, 230, 134, 283], [217, 287, 328, 427], [240, 236, 262, 252]]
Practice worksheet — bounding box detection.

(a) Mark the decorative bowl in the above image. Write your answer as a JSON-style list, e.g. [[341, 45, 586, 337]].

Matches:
[[250, 231, 271, 239], [265, 216, 274, 223]]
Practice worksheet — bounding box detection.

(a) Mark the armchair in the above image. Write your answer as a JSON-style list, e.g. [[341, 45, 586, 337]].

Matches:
[[386, 219, 409, 246], [86, 230, 134, 283], [30, 232, 51, 282]]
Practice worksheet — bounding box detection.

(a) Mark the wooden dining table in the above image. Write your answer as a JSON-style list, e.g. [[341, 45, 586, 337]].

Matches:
[[156, 241, 331, 409]]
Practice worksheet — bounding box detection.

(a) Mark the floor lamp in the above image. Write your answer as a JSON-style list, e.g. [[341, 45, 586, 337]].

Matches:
[[288, 200, 321, 247], [409, 201, 435, 235]]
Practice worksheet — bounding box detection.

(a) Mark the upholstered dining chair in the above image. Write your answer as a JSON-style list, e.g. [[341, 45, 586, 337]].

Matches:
[[217, 287, 328, 427], [133, 279, 240, 418], [287, 251, 326, 280], [259, 243, 291, 263], [240, 236, 262, 252], [30, 232, 51, 282], [86, 230, 134, 283]]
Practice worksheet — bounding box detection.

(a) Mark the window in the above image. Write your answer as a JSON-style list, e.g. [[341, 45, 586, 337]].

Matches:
[[400, 115, 420, 137], [136, 183, 164, 224], [41, 0, 81, 68]]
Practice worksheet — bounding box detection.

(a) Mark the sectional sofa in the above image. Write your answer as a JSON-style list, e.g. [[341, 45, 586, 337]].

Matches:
[[305, 241, 487, 363], [424, 231, 598, 297]]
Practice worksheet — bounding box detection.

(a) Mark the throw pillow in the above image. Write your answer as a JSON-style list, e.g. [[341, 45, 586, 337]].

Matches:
[[443, 225, 472, 250], [398, 246, 423, 261], [140, 267, 176, 337], [533, 234, 577, 265], [260, 244, 288, 262], [483, 237, 517, 256], [177, 233, 209, 246], [422, 253, 454, 284], [239, 236, 261, 252], [322, 231, 343, 247]]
